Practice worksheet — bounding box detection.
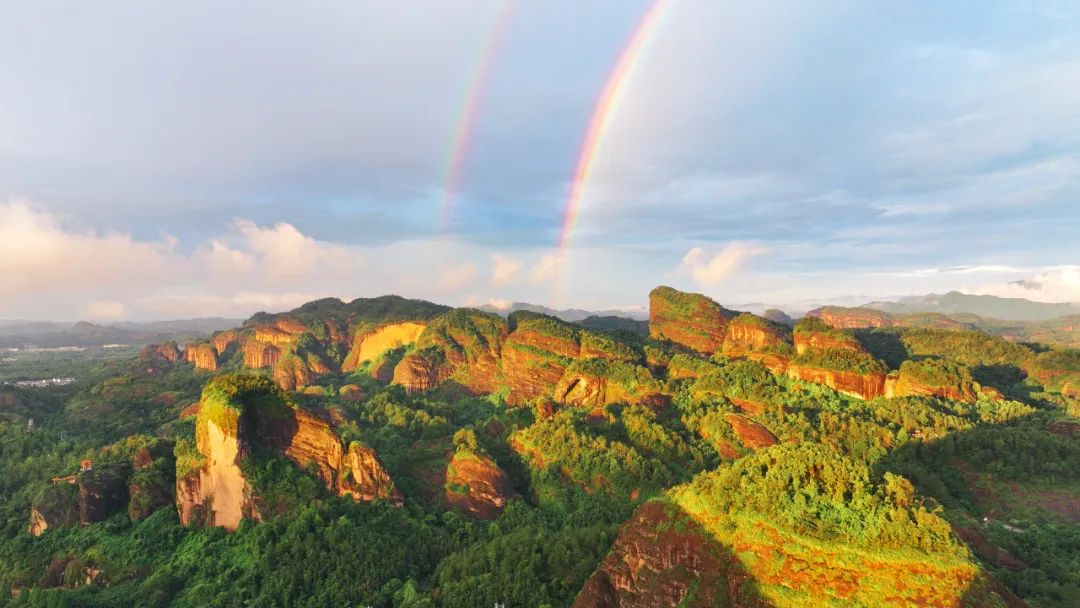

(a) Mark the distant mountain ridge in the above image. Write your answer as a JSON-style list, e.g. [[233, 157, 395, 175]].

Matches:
[[477, 301, 648, 322], [0, 318, 243, 349], [865, 291, 1080, 322]]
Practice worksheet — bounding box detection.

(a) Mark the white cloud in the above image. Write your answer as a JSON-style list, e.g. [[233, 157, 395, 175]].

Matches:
[[974, 266, 1080, 303], [678, 242, 767, 287], [437, 263, 478, 293], [83, 300, 127, 322], [529, 253, 564, 285], [490, 253, 523, 287]]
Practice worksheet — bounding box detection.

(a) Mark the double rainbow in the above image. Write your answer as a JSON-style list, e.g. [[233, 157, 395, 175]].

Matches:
[[437, 0, 518, 234], [556, 0, 672, 256]]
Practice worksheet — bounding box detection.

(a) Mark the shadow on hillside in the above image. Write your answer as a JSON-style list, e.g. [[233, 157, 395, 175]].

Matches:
[[572, 500, 774, 608], [875, 409, 1078, 608], [854, 329, 909, 369]]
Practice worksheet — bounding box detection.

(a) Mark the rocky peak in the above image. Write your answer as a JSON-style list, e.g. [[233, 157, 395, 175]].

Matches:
[[648, 286, 738, 355], [444, 448, 513, 520]]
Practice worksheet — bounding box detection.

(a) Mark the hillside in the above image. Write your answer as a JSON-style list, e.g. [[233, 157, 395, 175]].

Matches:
[[865, 292, 1080, 322], [0, 287, 1077, 607]]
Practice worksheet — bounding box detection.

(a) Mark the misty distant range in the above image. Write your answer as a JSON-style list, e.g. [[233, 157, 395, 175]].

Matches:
[[2, 291, 1078, 350]]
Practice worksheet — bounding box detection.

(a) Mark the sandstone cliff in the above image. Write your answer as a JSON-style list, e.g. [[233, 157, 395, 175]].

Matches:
[[393, 309, 508, 395], [786, 364, 887, 400], [140, 341, 182, 363], [177, 375, 403, 530], [648, 286, 737, 354], [573, 502, 756, 608], [185, 342, 219, 371], [339, 443, 403, 505], [554, 359, 669, 410], [444, 449, 513, 520], [342, 321, 427, 371], [884, 359, 978, 402]]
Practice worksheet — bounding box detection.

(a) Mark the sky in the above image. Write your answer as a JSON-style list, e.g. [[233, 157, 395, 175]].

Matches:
[[2, 0, 1079, 320]]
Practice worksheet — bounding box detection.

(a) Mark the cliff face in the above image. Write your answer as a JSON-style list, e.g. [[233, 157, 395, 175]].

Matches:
[[502, 316, 581, 405], [392, 310, 508, 395], [140, 341, 182, 363], [178, 377, 403, 530], [808, 306, 894, 329], [649, 286, 737, 355], [721, 314, 793, 362], [554, 361, 669, 411], [793, 331, 862, 355], [179, 416, 253, 531], [78, 465, 133, 526], [185, 342, 219, 371], [884, 373, 977, 402], [342, 322, 427, 371], [339, 443, 403, 505], [786, 365, 886, 400], [242, 340, 280, 369], [444, 450, 513, 520], [573, 502, 750, 608]]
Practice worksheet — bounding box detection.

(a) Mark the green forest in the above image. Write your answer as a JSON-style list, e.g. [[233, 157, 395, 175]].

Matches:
[[0, 293, 1077, 608]]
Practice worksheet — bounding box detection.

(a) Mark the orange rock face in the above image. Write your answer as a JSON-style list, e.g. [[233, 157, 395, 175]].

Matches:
[[444, 450, 513, 520], [185, 342, 219, 371], [808, 306, 894, 329], [502, 328, 580, 405], [721, 314, 792, 358], [786, 365, 886, 400], [339, 443, 403, 505], [391, 310, 508, 395], [573, 502, 752, 608], [793, 331, 862, 356], [393, 353, 451, 393], [141, 341, 182, 363], [884, 372, 977, 402], [648, 286, 737, 355], [726, 414, 778, 449], [212, 330, 240, 355], [341, 322, 427, 371], [553, 369, 668, 410], [272, 357, 317, 391], [243, 340, 280, 369]]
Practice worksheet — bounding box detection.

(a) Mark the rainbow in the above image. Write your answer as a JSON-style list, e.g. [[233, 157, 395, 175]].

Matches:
[[438, 0, 518, 234], [556, 0, 671, 254]]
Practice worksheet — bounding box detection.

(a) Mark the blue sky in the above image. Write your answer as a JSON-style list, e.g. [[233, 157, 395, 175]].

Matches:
[[1, 1, 1078, 320]]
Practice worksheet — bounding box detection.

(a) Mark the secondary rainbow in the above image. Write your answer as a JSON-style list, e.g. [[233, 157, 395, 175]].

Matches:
[[438, 1, 517, 234], [555, 0, 671, 255]]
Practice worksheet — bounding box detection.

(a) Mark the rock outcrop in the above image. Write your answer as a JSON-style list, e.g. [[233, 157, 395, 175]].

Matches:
[[554, 359, 669, 410], [393, 309, 508, 395], [502, 312, 581, 405], [786, 365, 887, 400], [649, 286, 737, 355], [573, 502, 748, 608], [140, 341, 182, 363], [177, 375, 403, 530], [787, 318, 888, 399], [793, 317, 863, 355], [808, 306, 894, 329], [78, 464, 133, 525], [725, 414, 778, 449], [339, 443, 403, 505], [884, 359, 978, 402], [342, 322, 427, 371], [185, 342, 219, 371], [242, 340, 280, 369], [444, 449, 513, 520]]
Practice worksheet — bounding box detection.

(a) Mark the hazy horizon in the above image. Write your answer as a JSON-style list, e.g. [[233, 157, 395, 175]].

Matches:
[[3, 1, 1079, 320]]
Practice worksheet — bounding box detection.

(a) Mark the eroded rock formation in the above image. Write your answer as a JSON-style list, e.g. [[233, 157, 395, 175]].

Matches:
[[649, 286, 737, 354], [444, 450, 513, 520]]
